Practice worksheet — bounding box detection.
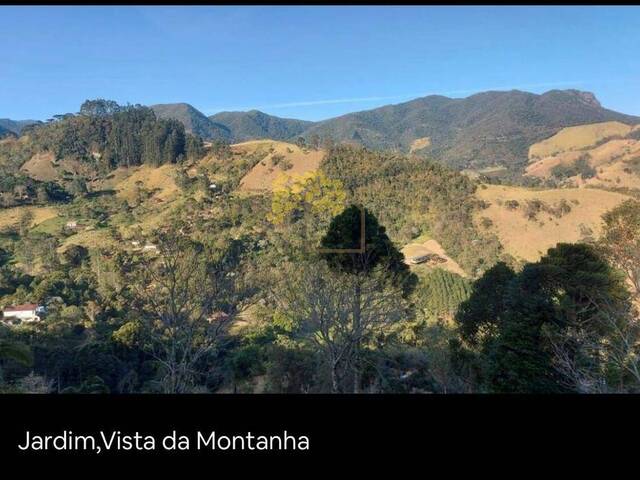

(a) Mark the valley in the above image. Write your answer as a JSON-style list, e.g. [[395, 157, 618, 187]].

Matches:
[[1, 92, 639, 394]]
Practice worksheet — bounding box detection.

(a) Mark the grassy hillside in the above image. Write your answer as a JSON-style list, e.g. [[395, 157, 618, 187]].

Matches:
[[525, 122, 640, 193], [475, 184, 631, 261], [528, 121, 635, 160], [235, 140, 324, 192]]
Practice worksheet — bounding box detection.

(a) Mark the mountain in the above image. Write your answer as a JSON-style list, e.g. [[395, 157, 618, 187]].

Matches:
[[150, 103, 231, 141], [300, 89, 640, 171], [143, 90, 640, 173], [209, 110, 314, 142], [0, 118, 41, 135]]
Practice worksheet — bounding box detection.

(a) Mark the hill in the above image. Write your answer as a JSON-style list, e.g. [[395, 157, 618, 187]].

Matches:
[[209, 110, 313, 143], [528, 121, 635, 159], [474, 184, 631, 262], [0, 125, 11, 138], [151, 103, 231, 141], [0, 118, 41, 135], [234, 140, 324, 192], [525, 122, 640, 191], [300, 89, 640, 172]]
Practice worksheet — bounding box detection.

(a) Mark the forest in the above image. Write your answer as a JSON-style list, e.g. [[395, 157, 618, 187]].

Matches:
[[0, 100, 638, 394]]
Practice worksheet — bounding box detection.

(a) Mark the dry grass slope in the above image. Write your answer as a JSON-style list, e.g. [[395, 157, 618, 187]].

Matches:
[[475, 184, 631, 261], [528, 121, 635, 160], [110, 164, 180, 204], [0, 206, 58, 230], [236, 140, 324, 192], [409, 137, 431, 153]]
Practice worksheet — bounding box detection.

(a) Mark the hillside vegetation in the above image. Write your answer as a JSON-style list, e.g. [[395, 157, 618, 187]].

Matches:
[[303, 89, 639, 171], [210, 110, 313, 143], [1, 97, 639, 395], [151, 103, 231, 141], [100, 89, 640, 175]]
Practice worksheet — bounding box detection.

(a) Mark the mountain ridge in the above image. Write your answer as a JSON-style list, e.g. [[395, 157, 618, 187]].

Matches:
[[0, 118, 41, 136], [8, 89, 640, 173], [301, 89, 640, 170]]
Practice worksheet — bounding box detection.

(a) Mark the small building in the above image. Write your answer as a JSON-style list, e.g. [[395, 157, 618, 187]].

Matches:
[[66, 220, 78, 229], [407, 253, 447, 265], [2, 303, 45, 324], [408, 254, 431, 265], [142, 244, 159, 253]]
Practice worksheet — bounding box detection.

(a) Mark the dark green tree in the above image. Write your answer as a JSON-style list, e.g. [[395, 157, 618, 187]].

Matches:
[[319, 205, 416, 391], [455, 243, 631, 393]]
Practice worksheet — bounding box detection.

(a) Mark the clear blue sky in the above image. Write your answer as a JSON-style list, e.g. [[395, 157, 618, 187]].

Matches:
[[2, 6, 640, 121]]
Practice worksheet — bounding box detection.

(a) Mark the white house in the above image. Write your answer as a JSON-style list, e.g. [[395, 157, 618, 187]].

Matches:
[[2, 303, 45, 324]]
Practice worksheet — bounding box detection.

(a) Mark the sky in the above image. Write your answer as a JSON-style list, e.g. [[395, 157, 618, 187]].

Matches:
[[2, 6, 640, 121]]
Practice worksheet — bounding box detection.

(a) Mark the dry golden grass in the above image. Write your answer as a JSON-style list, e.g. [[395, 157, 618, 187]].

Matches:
[[528, 121, 635, 160], [475, 184, 631, 261], [580, 160, 640, 190], [0, 206, 58, 230], [409, 137, 431, 153], [402, 239, 467, 277], [236, 140, 325, 192], [526, 134, 640, 191], [112, 164, 180, 204], [20, 152, 57, 181]]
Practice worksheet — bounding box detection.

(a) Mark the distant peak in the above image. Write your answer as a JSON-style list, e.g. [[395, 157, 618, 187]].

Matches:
[[544, 89, 601, 108], [569, 90, 601, 108]]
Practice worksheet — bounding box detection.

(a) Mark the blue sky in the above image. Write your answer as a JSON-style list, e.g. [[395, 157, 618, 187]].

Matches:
[[2, 6, 640, 121]]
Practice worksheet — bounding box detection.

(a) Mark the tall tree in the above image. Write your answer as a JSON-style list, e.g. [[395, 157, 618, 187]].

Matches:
[[318, 205, 416, 392], [130, 234, 249, 393], [600, 200, 640, 300], [456, 243, 633, 392]]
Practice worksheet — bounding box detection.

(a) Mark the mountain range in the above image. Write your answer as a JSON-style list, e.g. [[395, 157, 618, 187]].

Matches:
[[0, 118, 40, 136], [6, 89, 639, 172], [152, 89, 639, 171]]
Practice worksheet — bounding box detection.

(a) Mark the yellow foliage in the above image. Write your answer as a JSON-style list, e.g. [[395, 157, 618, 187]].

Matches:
[[269, 171, 346, 225]]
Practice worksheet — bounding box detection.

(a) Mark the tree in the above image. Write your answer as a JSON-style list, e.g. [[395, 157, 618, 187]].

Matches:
[[455, 262, 516, 346], [79, 99, 122, 118], [455, 243, 633, 393], [69, 176, 88, 197], [316, 205, 416, 392], [17, 209, 34, 237], [62, 245, 89, 267], [272, 259, 411, 393], [130, 234, 250, 393], [36, 185, 50, 204], [269, 171, 346, 227], [0, 337, 33, 387], [600, 200, 640, 299]]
